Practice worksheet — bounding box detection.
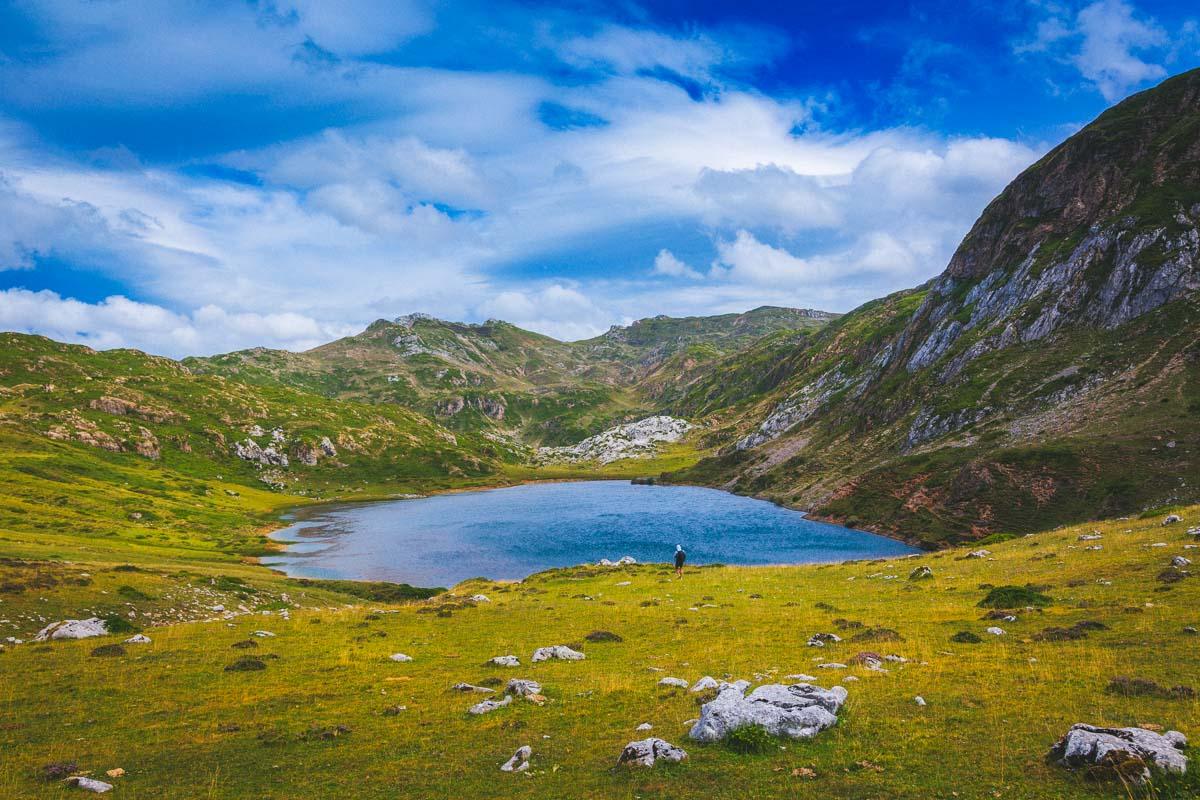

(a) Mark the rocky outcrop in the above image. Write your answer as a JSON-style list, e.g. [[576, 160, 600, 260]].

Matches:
[[233, 439, 289, 467], [688, 682, 847, 743], [735, 369, 846, 450], [617, 738, 688, 767], [1048, 724, 1188, 782], [437, 396, 507, 420], [538, 416, 694, 464], [89, 395, 185, 423]]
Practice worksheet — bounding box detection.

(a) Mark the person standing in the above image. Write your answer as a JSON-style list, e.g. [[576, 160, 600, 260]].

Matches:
[[674, 544, 686, 578]]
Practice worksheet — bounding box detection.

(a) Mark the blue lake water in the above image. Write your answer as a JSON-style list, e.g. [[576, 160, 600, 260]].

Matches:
[[265, 480, 919, 588]]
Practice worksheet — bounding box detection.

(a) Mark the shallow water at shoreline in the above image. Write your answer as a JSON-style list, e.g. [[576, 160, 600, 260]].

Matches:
[[265, 480, 920, 587]]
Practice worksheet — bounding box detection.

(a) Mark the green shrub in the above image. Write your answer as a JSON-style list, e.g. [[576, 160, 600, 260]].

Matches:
[[724, 724, 776, 754], [978, 585, 1052, 608], [950, 631, 982, 644], [101, 614, 138, 634]]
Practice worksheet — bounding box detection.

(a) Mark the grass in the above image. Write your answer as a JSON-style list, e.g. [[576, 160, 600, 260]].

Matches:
[[1, 505, 1197, 798]]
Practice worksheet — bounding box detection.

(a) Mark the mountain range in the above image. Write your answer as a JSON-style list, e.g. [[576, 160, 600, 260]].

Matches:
[[2, 69, 1199, 550]]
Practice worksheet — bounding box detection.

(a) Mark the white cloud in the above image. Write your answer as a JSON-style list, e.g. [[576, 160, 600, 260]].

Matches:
[[1016, 0, 1171, 102], [0, 288, 357, 356], [0, 14, 1052, 354], [652, 249, 702, 279]]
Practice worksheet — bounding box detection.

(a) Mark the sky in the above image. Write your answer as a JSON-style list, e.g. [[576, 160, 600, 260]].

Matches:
[[0, 0, 1198, 357]]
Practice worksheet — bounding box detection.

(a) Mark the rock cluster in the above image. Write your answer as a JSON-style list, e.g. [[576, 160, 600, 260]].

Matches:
[[538, 416, 694, 464]]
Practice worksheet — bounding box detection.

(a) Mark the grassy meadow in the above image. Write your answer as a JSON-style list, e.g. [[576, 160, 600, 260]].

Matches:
[[1, 500, 1197, 798]]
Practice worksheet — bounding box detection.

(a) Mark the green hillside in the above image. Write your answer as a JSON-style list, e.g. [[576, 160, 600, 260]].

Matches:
[[669, 68, 1200, 547], [184, 307, 834, 446]]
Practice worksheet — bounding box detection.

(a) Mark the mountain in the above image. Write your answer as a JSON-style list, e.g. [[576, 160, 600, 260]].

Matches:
[[184, 306, 835, 446], [669, 68, 1200, 546]]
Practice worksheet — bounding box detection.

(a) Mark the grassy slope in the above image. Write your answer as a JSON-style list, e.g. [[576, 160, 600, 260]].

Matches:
[[1, 506, 1197, 799]]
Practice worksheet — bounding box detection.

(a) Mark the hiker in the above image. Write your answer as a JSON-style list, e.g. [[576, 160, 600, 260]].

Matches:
[[674, 544, 686, 578]]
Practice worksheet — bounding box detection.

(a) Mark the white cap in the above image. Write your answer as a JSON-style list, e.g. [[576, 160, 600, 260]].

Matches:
[[676, 544, 683, 551]]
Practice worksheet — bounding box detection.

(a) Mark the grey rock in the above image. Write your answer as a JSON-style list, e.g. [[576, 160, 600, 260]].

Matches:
[[636, 722, 653, 731], [451, 683, 494, 694], [807, 632, 841, 647], [500, 745, 532, 773], [1171, 556, 1191, 568], [908, 566, 933, 581], [124, 634, 151, 644], [389, 653, 413, 662], [688, 682, 847, 743], [1048, 724, 1188, 781], [468, 696, 512, 715], [505, 678, 542, 697], [658, 677, 689, 689], [618, 737, 688, 767], [66, 777, 113, 793], [532, 645, 584, 662], [690, 676, 720, 693], [487, 655, 520, 667], [1164, 514, 1183, 526]]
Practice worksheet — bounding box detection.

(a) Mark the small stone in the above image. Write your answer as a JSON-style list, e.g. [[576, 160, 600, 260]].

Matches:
[[806, 632, 841, 647], [104, 769, 125, 779], [251, 630, 275, 638], [505, 678, 542, 697], [915, 696, 926, 706], [451, 683, 494, 694], [964, 549, 991, 559], [816, 662, 847, 669], [908, 566, 933, 580], [500, 745, 531, 773], [690, 676, 720, 692], [658, 677, 689, 689], [487, 654, 520, 667], [618, 737, 688, 767], [1171, 556, 1191, 568], [389, 653, 413, 662], [468, 696, 512, 715], [470, 594, 490, 603], [124, 634, 151, 644], [636, 723, 653, 731], [66, 777, 113, 793], [986, 627, 1006, 636], [531, 645, 584, 662], [1163, 515, 1183, 526]]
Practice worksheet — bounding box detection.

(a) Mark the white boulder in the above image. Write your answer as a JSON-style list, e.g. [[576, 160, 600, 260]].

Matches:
[[34, 618, 109, 641], [1048, 724, 1188, 782], [532, 645, 584, 662], [688, 682, 847, 743]]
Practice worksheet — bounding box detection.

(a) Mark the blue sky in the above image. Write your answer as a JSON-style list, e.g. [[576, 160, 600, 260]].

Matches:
[[0, 0, 1197, 356]]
